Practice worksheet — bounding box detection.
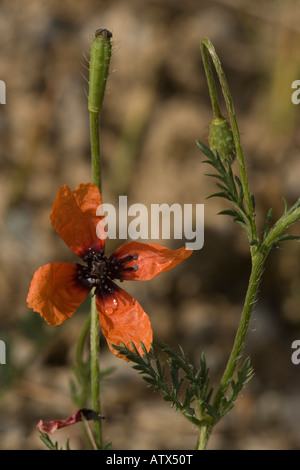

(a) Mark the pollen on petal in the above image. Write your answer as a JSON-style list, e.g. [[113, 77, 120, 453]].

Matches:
[[50, 183, 105, 258], [27, 263, 90, 326], [96, 284, 153, 360], [112, 242, 193, 281]]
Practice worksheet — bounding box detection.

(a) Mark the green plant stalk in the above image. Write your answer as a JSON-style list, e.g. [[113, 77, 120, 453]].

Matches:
[[90, 112, 102, 192], [90, 290, 102, 449], [264, 206, 300, 251], [197, 39, 300, 449], [197, 423, 210, 450], [199, 199, 300, 450], [195, 397, 211, 450], [200, 38, 257, 243], [196, 250, 265, 450], [89, 107, 102, 447], [198, 205, 300, 450], [89, 83, 103, 452], [87, 29, 112, 449], [213, 251, 265, 408]]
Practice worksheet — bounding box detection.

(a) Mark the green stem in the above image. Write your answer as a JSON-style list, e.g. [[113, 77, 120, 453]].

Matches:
[[212, 201, 300, 413], [89, 93, 102, 450], [200, 38, 257, 242], [263, 205, 300, 251], [90, 291, 102, 448], [213, 251, 265, 411], [196, 252, 266, 450], [87, 29, 112, 449], [197, 423, 211, 450], [198, 38, 300, 451], [90, 112, 102, 191]]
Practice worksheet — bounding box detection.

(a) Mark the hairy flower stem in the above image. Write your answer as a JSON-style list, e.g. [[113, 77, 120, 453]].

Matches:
[[208, 205, 300, 425], [197, 423, 211, 450], [87, 29, 112, 449], [264, 205, 300, 250], [198, 39, 300, 451], [197, 251, 265, 450], [89, 85, 103, 450], [90, 290, 102, 449], [198, 39, 271, 450], [213, 251, 265, 408], [200, 38, 257, 243], [90, 112, 102, 192], [88, 106, 103, 448]]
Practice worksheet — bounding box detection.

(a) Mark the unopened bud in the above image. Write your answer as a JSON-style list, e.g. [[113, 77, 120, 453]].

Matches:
[[88, 29, 112, 115], [209, 116, 236, 164]]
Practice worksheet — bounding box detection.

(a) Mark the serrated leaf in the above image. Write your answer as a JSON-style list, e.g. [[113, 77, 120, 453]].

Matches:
[[215, 182, 232, 193], [264, 208, 273, 237], [196, 140, 216, 160], [206, 191, 232, 201], [204, 172, 227, 183], [132, 364, 147, 371], [277, 234, 300, 243], [234, 175, 244, 200], [218, 209, 242, 218], [143, 376, 157, 385], [282, 197, 288, 214]]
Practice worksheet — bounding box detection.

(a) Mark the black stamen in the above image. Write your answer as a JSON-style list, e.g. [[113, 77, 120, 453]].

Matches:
[[76, 249, 139, 295]]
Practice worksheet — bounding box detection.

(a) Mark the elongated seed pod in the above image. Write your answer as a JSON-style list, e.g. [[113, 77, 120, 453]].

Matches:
[[88, 29, 112, 115]]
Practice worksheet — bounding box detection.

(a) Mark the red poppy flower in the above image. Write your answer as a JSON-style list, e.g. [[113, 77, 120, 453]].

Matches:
[[27, 183, 192, 359]]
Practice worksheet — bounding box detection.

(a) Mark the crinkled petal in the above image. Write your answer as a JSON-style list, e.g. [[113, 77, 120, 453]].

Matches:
[[112, 241, 193, 281], [50, 183, 105, 257], [27, 263, 90, 325], [37, 408, 103, 434], [96, 284, 153, 360]]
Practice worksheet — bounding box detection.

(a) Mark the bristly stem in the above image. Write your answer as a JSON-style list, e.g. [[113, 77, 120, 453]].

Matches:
[[90, 290, 102, 448], [197, 423, 210, 450], [212, 251, 265, 412], [88, 29, 112, 449], [198, 39, 300, 450], [90, 112, 101, 191], [200, 38, 257, 244]]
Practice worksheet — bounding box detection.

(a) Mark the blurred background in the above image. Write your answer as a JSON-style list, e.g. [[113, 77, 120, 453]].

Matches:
[[1, 0, 300, 450]]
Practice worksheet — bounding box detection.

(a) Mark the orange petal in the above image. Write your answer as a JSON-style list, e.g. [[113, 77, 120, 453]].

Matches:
[[50, 183, 105, 258], [96, 284, 153, 360], [27, 263, 90, 325], [112, 242, 193, 281]]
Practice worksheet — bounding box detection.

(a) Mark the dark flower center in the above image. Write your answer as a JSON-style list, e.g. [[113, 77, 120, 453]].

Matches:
[[77, 248, 138, 295]]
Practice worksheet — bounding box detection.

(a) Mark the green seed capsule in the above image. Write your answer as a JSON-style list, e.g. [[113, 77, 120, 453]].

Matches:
[[208, 116, 236, 164], [88, 29, 112, 115]]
